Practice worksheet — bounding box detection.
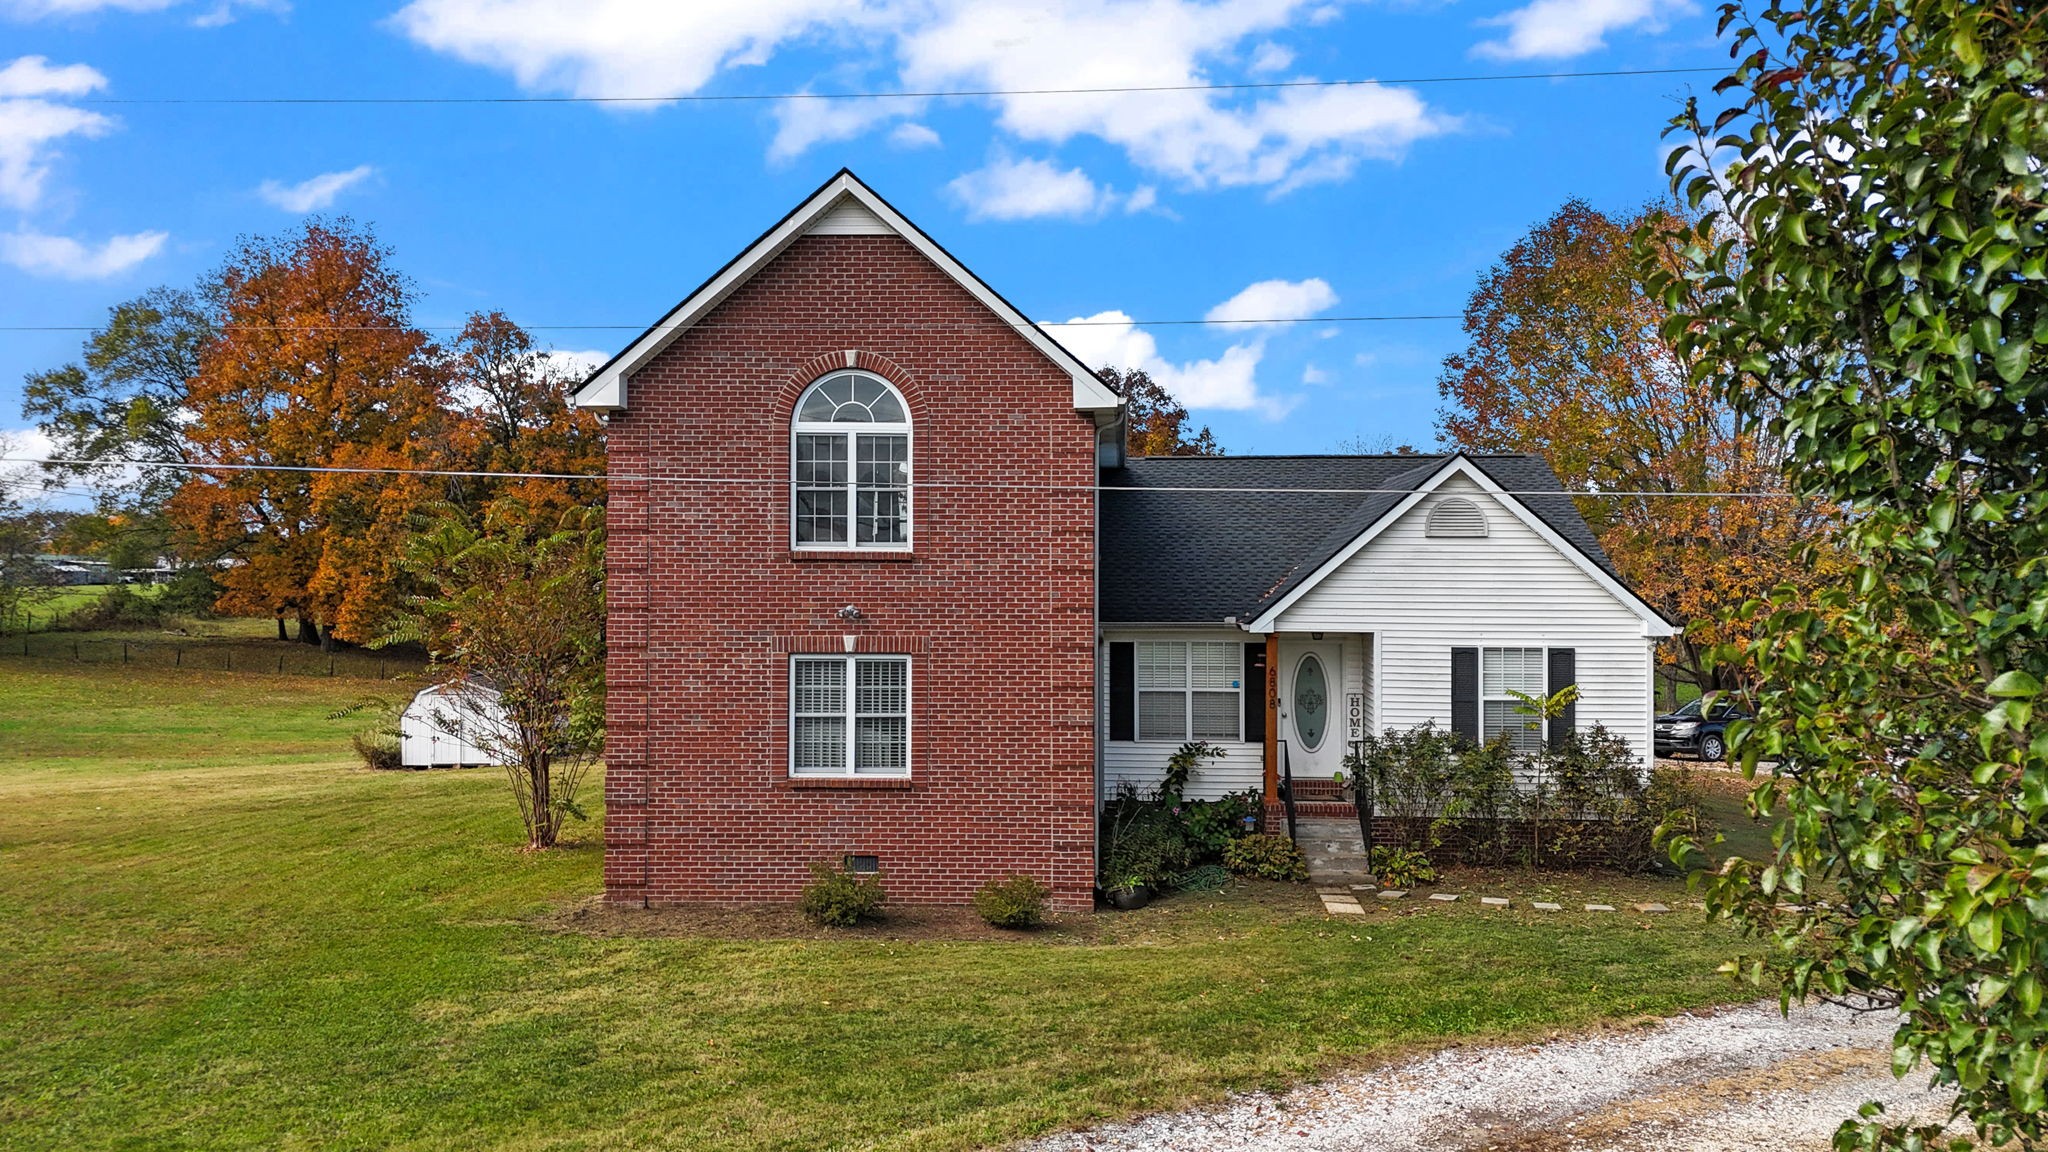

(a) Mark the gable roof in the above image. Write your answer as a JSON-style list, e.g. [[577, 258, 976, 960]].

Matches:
[[571, 168, 1123, 416], [1099, 453, 1674, 634]]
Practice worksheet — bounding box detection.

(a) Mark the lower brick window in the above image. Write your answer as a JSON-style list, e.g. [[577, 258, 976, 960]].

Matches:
[[791, 655, 910, 776]]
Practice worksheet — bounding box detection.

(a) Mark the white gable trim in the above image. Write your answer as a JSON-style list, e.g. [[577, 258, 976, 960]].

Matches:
[[1245, 456, 1677, 637], [572, 170, 1124, 416]]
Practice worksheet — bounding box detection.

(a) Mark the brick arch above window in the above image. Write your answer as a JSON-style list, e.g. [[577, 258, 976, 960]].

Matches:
[[776, 350, 927, 422]]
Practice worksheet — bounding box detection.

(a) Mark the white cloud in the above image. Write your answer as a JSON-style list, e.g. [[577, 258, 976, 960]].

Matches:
[[0, 56, 107, 96], [389, 0, 888, 100], [1050, 285, 1320, 420], [390, 0, 1456, 195], [1203, 276, 1337, 329], [256, 164, 377, 212], [887, 121, 940, 149], [947, 155, 1111, 221], [0, 57, 113, 210], [0, 228, 166, 278], [1248, 41, 1293, 73], [1473, 0, 1691, 60], [769, 96, 921, 162], [1301, 362, 1328, 384], [543, 347, 611, 376]]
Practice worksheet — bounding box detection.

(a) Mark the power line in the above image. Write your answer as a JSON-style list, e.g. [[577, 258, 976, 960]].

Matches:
[[4, 456, 1802, 498], [77, 67, 1725, 107], [0, 314, 1459, 335]]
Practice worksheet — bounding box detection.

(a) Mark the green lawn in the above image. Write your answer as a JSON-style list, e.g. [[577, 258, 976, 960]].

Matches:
[[0, 660, 1750, 1151]]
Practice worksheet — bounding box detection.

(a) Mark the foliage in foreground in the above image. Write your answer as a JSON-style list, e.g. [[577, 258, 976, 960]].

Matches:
[[1369, 846, 1437, 890], [1097, 741, 1264, 888], [799, 860, 888, 927], [1222, 834, 1310, 883], [973, 875, 1052, 929], [1350, 722, 1706, 871], [388, 503, 605, 849], [1655, 2, 2048, 1146]]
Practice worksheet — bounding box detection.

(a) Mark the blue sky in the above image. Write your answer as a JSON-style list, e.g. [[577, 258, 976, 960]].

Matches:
[[1, 0, 1719, 481]]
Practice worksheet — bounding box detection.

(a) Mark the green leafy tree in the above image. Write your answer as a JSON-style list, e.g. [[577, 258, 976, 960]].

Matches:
[[1653, 2, 2048, 1147], [387, 504, 605, 850], [21, 287, 210, 515]]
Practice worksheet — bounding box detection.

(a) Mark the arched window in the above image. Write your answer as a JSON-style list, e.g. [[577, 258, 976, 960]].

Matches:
[[792, 371, 911, 549], [1425, 496, 1489, 538]]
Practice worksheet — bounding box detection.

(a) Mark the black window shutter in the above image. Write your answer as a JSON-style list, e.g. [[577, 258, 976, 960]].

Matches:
[[1109, 642, 1135, 742], [1450, 647, 1480, 744], [1547, 647, 1577, 748], [1243, 643, 1266, 744]]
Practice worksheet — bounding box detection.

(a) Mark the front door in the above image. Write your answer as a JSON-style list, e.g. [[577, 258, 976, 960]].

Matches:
[[1277, 638, 1345, 782]]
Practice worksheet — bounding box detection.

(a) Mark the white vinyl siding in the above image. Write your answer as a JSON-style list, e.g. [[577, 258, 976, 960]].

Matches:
[[1273, 474, 1654, 765], [790, 655, 910, 776]]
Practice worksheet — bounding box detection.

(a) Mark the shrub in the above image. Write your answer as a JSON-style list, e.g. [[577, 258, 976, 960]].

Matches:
[[1221, 833, 1308, 882], [57, 585, 165, 631], [1182, 789, 1261, 857], [799, 860, 886, 927], [972, 875, 1050, 928], [1369, 846, 1437, 888], [350, 730, 404, 771], [1159, 740, 1227, 799]]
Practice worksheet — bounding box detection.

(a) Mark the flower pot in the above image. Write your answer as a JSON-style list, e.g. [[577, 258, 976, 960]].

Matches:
[[1106, 884, 1153, 911]]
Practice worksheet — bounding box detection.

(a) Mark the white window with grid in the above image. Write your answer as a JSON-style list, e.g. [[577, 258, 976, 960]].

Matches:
[[1482, 646, 1547, 754], [792, 371, 911, 550], [791, 655, 910, 776], [1136, 640, 1242, 742]]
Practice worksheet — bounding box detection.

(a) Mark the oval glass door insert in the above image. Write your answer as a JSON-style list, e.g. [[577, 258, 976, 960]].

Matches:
[[1292, 653, 1329, 751]]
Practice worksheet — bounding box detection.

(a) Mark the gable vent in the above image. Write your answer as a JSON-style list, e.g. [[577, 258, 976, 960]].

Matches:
[[807, 196, 892, 236], [1426, 496, 1489, 538]]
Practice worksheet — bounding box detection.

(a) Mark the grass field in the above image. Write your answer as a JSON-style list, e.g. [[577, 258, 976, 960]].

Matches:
[[0, 659, 1757, 1152]]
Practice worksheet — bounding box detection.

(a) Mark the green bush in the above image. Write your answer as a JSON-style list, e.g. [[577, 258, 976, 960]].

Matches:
[[972, 875, 1050, 929], [1221, 833, 1308, 882], [1369, 846, 1437, 888], [798, 860, 886, 927], [350, 730, 404, 771], [1097, 783, 1264, 889]]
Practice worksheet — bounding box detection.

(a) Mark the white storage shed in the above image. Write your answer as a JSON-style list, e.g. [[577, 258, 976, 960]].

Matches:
[[399, 683, 509, 768]]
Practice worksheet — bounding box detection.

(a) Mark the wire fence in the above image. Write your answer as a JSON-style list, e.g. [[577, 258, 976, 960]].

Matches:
[[0, 632, 427, 680]]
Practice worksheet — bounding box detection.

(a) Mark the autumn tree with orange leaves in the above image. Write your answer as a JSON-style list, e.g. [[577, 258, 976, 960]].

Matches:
[[169, 220, 454, 648], [1436, 200, 1840, 692], [1098, 366, 1222, 457], [443, 312, 605, 522]]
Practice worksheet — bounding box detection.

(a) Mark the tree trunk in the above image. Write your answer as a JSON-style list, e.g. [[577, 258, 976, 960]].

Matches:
[[276, 615, 288, 642], [296, 616, 321, 646]]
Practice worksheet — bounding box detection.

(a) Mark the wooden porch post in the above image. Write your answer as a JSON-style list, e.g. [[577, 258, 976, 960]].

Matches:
[[1263, 632, 1280, 801]]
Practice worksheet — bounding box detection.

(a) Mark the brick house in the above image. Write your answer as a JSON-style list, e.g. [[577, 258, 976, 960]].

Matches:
[[574, 170, 1675, 911]]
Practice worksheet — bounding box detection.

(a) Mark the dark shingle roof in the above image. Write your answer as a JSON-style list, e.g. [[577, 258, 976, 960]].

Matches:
[[1097, 453, 1635, 624]]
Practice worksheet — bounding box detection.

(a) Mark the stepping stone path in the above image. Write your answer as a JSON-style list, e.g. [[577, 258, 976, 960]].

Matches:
[[1480, 896, 1509, 907], [1318, 891, 1366, 916], [1585, 904, 1616, 913], [1634, 902, 1671, 914], [1532, 902, 1563, 912], [1305, 887, 1686, 917], [1427, 893, 1458, 902], [1377, 889, 1408, 900]]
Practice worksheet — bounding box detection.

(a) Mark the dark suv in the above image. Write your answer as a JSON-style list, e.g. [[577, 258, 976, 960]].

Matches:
[[1654, 695, 1752, 761]]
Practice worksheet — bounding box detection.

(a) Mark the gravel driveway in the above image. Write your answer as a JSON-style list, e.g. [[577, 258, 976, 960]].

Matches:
[[1025, 1002, 1958, 1151]]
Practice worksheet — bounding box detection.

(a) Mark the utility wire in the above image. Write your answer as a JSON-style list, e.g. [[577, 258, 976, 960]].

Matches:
[[4, 456, 1802, 498], [0, 314, 1458, 335], [77, 67, 1725, 106]]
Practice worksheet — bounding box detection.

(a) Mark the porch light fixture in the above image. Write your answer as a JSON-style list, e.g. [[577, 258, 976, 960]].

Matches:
[[1312, 632, 1324, 640], [836, 605, 866, 622]]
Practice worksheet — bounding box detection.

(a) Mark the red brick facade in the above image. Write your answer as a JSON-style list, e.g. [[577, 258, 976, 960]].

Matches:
[[601, 232, 1101, 910]]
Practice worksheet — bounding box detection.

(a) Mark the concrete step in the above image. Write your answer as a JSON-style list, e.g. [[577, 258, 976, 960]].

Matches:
[[1297, 818, 1370, 884]]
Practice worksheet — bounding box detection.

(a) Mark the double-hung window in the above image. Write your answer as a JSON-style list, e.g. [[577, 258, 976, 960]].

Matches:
[[1136, 640, 1242, 742], [1482, 646, 1547, 754], [791, 655, 910, 776], [792, 371, 911, 550]]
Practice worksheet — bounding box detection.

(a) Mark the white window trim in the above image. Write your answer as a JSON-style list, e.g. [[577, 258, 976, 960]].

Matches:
[[1481, 645, 1548, 752], [1135, 640, 1243, 744], [788, 654, 913, 777], [790, 371, 913, 552]]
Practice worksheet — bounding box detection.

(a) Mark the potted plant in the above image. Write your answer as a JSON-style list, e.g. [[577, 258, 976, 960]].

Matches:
[[1105, 874, 1152, 910]]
